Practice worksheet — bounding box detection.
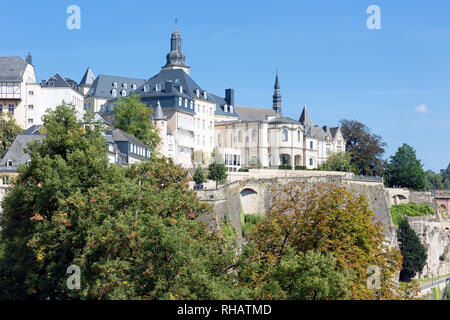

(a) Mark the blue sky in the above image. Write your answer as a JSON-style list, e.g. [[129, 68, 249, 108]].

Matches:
[[2, 0, 450, 171]]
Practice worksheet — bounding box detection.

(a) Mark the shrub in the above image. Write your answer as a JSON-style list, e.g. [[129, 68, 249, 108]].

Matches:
[[193, 166, 205, 185], [390, 202, 435, 227], [295, 166, 307, 170], [242, 214, 263, 238], [238, 168, 249, 172], [279, 165, 292, 170]]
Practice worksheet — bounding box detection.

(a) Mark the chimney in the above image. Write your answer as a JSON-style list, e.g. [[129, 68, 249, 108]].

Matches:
[[225, 89, 234, 106], [165, 81, 173, 93]]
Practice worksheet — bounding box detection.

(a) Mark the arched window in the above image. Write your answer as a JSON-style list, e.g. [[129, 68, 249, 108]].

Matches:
[[238, 130, 242, 142], [230, 105, 233, 113], [122, 83, 127, 89], [112, 82, 117, 88], [121, 90, 127, 97], [309, 158, 314, 166], [196, 89, 200, 97], [203, 91, 207, 99], [224, 104, 228, 112], [252, 129, 257, 142], [297, 130, 301, 142], [132, 84, 137, 90], [111, 89, 117, 98], [282, 129, 288, 142]]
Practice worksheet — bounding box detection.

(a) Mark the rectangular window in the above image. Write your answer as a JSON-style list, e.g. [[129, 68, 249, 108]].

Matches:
[[8, 104, 14, 115], [0, 104, 2, 113], [28, 118, 33, 123], [28, 104, 34, 110], [28, 91, 34, 95], [310, 141, 313, 149]]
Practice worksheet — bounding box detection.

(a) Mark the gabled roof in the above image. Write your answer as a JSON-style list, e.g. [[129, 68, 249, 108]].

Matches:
[[329, 127, 342, 139], [88, 74, 146, 99], [80, 67, 95, 87], [234, 106, 277, 121], [106, 128, 147, 149], [0, 134, 44, 171], [0, 57, 29, 81], [299, 105, 313, 127], [41, 73, 72, 88]]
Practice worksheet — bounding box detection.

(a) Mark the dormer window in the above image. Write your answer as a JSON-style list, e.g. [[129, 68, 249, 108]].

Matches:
[[190, 101, 193, 109], [111, 89, 117, 98], [185, 99, 188, 108], [122, 83, 127, 89], [196, 89, 200, 97], [121, 90, 127, 97], [179, 85, 183, 93], [203, 91, 207, 99], [155, 84, 161, 91], [6, 159, 13, 167], [132, 84, 137, 90], [175, 79, 180, 85], [224, 104, 228, 112], [113, 82, 117, 88], [178, 97, 182, 106], [144, 84, 150, 92], [48, 80, 55, 87], [229, 105, 233, 113]]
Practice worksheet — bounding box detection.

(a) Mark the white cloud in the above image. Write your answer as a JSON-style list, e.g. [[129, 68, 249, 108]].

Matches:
[[414, 104, 430, 114]]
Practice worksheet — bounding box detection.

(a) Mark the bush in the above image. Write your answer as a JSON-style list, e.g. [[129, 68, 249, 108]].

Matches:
[[390, 202, 435, 227], [242, 214, 263, 238], [238, 168, 249, 172], [295, 166, 307, 170], [193, 166, 206, 185], [279, 165, 292, 170]]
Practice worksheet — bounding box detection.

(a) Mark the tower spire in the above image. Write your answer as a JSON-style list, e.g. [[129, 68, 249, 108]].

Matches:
[[272, 69, 282, 116], [162, 22, 190, 75]]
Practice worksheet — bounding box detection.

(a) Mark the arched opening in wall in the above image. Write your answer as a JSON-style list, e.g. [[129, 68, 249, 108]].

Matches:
[[280, 154, 290, 166], [393, 194, 407, 205], [438, 204, 447, 218], [240, 188, 261, 215]]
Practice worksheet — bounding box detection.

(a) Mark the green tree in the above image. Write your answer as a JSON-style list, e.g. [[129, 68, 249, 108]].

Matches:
[[0, 113, 23, 157], [207, 149, 227, 189], [319, 151, 358, 174], [397, 219, 427, 282], [0, 103, 242, 300], [385, 144, 426, 190], [339, 120, 386, 176], [193, 166, 206, 185], [424, 170, 444, 191], [238, 181, 405, 300], [112, 93, 160, 151], [441, 163, 450, 190]]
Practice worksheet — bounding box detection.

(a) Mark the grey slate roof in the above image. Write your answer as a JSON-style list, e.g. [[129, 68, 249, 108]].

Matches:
[[106, 128, 147, 149], [24, 124, 43, 135], [234, 106, 277, 121], [153, 101, 167, 120], [0, 57, 28, 81], [0, 134, 44, 171], [80, 67, 95, 87], [329, 127, 341, 139], [88, 75, 146, 99], [299, 105, 313, 127], [268, 116, 302, 125], [209, 93, 239, 118], [41, 73, 71, 88]]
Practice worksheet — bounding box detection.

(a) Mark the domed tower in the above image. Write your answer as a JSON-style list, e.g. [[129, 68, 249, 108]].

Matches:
[[162, 24, 190, 75], [273, 70, 282, 116]]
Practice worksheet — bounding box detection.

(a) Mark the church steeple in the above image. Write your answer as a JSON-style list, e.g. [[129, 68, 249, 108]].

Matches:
[[162, 21, 190, 75], [272, 70, 282, 116]]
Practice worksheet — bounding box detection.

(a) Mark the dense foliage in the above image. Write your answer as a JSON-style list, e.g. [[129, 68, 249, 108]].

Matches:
[[0, 113, 22, 158], [319, 151, 359, 174], [193, 166, 206, 185], [237, 181, 405, 300], [385, 144, 426, 191], [112, 93, 160, 151], [390, 202, 435, 227], [0, 104, 241, 299], [397, 219, 427, 282], [339, 120, 386, 176]]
